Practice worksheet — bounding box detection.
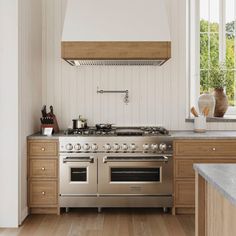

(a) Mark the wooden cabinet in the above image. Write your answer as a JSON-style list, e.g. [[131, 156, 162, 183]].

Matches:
[[175, 160, 197, 178], [173, 140, 236, 215], [29, 159, 57, 178], [29, 180, 58, 206], [28, 139, 59, 214], [175, 140, 236, 157], [29, 141, 57, 156], [175, 180, 195, 206]]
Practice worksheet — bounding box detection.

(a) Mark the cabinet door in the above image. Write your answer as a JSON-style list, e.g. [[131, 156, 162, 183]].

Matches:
[[175, 160, 196, 178], [175, 159, 236, 178], [175, 180, 195, 206]]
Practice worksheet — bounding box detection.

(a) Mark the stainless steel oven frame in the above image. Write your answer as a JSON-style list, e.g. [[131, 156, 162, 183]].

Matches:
[[98, 153, 173, 196], [59, 153, 98, 197], [59, 149, 173, 208]]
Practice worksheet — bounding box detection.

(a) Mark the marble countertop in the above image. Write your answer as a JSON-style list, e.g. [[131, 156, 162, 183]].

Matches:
[[28, 132, 64, 139], [28, 130, 236, 139], [194, 164, 236, 206], [171, 130, 236, 139]]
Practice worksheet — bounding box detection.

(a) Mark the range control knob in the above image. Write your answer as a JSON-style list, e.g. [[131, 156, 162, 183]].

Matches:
[[66, 143, 73, 151], [104, 143, 111, 151], [91, 144, 98, 151], [159, 143, 167, 152], [122, 144, 128, 151], [74, 144, 81, 150], [151, 144, 158, 151], [143, 144, 150, 150], [83, 143, 90, 150], [113, 143, 120, 151], [130, 143, 136, 151]]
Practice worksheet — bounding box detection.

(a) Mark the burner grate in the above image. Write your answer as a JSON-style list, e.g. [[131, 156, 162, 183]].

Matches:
[[64, 126, 170, 136]]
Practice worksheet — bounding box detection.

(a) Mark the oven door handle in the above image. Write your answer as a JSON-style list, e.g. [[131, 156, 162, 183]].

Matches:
[[63, 157, 94, 163], [103, 156, 170, 163]]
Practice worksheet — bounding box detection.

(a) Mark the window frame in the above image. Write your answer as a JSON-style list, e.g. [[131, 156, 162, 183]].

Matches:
[[190, 0, 236, 117]]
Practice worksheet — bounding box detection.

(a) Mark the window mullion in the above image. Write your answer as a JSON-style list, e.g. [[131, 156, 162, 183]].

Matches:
[[234, 0, 236, 106], [219, 0, 226, 62], [208, 0, 210, 91], [191, 0, 200, 108], [235, 0, 236, 67]]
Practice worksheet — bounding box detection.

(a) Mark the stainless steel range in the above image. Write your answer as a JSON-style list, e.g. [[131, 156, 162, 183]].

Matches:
[[59, 126, 173, 212]]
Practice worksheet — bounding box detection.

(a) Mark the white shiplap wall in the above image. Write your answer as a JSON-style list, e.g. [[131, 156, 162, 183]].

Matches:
[[42, 0, 236, 130]]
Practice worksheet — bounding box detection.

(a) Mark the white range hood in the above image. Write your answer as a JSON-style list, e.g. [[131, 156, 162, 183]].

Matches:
[[61, 0, 171, 66]]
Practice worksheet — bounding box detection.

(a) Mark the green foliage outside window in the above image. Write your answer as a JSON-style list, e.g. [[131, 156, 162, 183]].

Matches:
[[200, 20, 235, 106]]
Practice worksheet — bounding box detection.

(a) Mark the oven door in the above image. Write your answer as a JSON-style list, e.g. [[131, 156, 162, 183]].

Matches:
[[98, 153, 173, 195], [60, 153, 97, 196]]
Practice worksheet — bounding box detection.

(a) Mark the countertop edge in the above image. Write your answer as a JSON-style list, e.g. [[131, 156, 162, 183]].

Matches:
[[27, 133, 62, 140], [194, 164, 236, 207], [186, 117, 236, 123], [27, 130, 236, 140]]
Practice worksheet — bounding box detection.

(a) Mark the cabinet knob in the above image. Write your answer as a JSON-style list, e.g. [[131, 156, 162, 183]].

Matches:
[[212, 147, 216, 151], [41, 167, 45, 171], [41, 191, 45, 195], [41, 147, 45, 151]]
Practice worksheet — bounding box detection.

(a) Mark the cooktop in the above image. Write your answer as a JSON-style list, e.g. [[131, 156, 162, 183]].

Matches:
[[64, 126, 170, 136]]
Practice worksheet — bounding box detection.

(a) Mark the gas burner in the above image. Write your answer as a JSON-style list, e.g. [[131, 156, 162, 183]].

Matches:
[[95, 129, 116, 136], [141, 127, 169, 136], [64, 127, 96, 135], [64, 127, 117, 136]]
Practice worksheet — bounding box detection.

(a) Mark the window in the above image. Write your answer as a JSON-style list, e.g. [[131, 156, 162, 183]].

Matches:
[[190, 0, 236, 116]]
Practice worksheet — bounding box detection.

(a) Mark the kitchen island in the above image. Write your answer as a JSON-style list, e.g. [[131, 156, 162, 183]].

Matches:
[[194, 164, 236, 236]]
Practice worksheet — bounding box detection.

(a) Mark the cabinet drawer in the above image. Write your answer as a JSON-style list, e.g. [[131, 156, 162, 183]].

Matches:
[[175, 159, 236, 178], [175, 180, 195, 206], [30, 160, 57, 178], [175, 140, 236, 157], [29, 181, 57, 206], [29, 141, 57, 156]]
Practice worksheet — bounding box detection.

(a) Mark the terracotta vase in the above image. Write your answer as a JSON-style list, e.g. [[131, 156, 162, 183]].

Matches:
[[212, 88, 228, 117]]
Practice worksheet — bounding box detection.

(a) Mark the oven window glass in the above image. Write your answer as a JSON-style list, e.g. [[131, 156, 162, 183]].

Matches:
[[110, 168, 160, 182], [71, 168, 87, 182]]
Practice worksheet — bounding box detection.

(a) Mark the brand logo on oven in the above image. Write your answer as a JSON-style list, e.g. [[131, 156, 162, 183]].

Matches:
[[130, 186, 142, 192]]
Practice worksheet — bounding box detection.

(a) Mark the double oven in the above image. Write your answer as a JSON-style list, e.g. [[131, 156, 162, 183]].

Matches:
[[59, 137, 173, 208]]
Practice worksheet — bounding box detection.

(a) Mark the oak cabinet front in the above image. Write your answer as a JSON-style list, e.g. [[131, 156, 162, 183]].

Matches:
[[173, 140, 236, 215], [28, 139, 59, 214], [175, 180, 195, 206]]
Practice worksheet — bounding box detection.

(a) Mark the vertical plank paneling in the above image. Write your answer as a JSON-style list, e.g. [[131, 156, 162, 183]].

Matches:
[[53, 0, 62, 123], [155, 68, 161, 126], [42, 0, 47, 106], [42, 0, 236, 130], [132, 67, 140, 125], [169, 0, 179, 130], [125, 66, 134, 125]]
